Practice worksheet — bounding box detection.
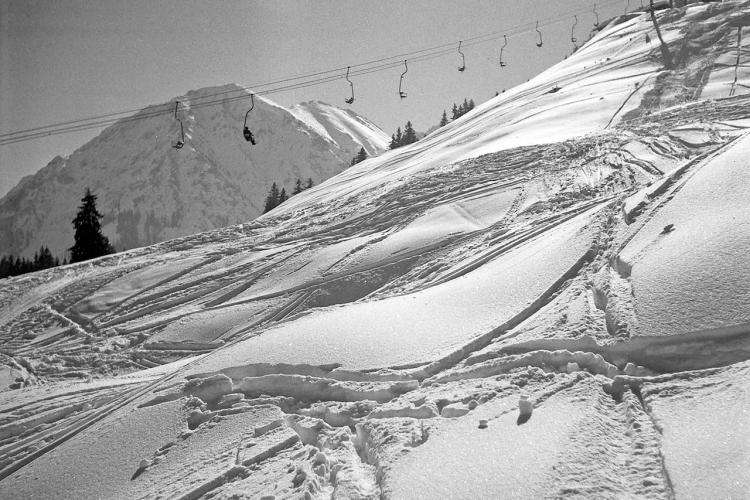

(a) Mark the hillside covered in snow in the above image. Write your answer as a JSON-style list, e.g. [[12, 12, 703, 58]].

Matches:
[[0, 88, 389, 259], [1, 2, 750, 498]]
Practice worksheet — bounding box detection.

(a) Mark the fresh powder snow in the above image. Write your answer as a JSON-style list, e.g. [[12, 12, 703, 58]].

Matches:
[[1, 3, 749, 499]]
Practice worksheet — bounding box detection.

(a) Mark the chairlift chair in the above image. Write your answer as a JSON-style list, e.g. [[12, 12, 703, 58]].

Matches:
[[536, 21, 543, 48], [457, 41, 466, 72], [344, 66, 355, 104], [499, 35, 508, 67], [593, 4, 600, 27], [571, 15, 578, 43], [398, 60, 408, 99], [172, 101, 185, 149], [243, 93, 257, 145]]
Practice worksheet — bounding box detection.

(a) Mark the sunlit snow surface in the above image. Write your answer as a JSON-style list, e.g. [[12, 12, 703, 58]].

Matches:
[[620, 133, 750, 336], [187, 203, 602, 373], [2, 3, 750, 499]]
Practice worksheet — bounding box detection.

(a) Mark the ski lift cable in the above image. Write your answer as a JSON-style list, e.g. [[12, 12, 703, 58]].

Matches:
[[9, 44, 655, 147], [2, 17, 612, 147], [3, 47, 467, 144], [1, 0, 621, 142], [0, 0, 623, 145], [15, 34, 657, 147], [2, 0, 622, 144]]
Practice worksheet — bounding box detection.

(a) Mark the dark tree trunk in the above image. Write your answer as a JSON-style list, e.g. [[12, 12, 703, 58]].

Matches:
[[650, 0, 673, 69]]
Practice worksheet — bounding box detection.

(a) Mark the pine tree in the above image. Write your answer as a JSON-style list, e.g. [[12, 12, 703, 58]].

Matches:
[[0, 256, 9, 278], [351, 146, 368, 166], [468, 99, 475, 111], [389, 134, 398, 149], [69, 188, 114, 264], [278, 188, 288, 204], [293, 179, 304, 195], [451, 103, 460, 120], [306, 178, 314, 189], [39, 246, 54, 269], [355, 147, 367, 164], [439, 110, 449, 127], [402, 121, 417, 145], [263, 182, 280, 213]]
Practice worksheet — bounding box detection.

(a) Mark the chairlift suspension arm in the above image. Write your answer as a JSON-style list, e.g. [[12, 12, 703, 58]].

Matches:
[[345, 66, 354, 104], [571, 15, 578, 43], [398, 60, 408, 98], [242, 93, 257, 145], [244, 93, 255, 128], [173, 101, 185, 148], [536, 21, 543, 47], [500, 35, 508, 66]]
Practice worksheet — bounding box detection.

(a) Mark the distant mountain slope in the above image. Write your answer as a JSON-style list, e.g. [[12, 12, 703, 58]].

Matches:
[[290, 101, 390, 155], [0, 85, 388, 258]]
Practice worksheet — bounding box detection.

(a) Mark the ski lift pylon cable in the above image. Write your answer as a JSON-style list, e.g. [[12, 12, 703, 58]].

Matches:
[[0, 0, 628, 146], [499, 35, 508, 67], [535, 21, 543, 47], [172, 101, 184, 149], [398, 59, 408, 99], [242, 93, 256, 145], [457, 40, 466, 71], [344, 66, 355, 104]]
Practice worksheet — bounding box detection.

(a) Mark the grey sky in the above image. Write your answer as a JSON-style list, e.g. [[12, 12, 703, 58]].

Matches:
[[0, 0, 625, 197]]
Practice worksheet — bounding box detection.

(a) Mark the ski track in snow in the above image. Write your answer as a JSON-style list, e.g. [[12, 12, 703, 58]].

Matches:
[[2, 3, 750, 498]]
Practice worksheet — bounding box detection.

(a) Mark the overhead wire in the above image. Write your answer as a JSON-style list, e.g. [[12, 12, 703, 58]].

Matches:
[[0, 0, 624, 146]]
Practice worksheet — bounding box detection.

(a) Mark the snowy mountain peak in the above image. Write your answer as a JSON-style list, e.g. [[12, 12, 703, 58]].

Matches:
[[0, 86, 388, 258]]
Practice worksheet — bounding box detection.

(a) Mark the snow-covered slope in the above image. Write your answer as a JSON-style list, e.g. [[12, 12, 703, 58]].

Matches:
[[290, 101, 390, 155], [2, 3, 750, 498], [0, 86, 388, 258]]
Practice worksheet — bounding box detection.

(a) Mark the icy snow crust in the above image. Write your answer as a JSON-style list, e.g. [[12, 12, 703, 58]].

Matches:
[[2, 3, 750, 498]]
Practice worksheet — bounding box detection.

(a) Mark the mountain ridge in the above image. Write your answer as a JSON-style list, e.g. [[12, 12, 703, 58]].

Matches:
[[0, 85, 389, 258]]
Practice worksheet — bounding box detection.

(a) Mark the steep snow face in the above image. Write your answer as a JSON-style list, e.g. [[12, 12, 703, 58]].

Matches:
[[275, 2, 748, 215], [619, 132, 750, 337], [290, 101, 390, 155], [0, 86, 388, 258]]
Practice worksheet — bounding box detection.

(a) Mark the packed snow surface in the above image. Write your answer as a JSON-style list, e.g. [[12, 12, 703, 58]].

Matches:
[[2, 3, 750, 499]]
